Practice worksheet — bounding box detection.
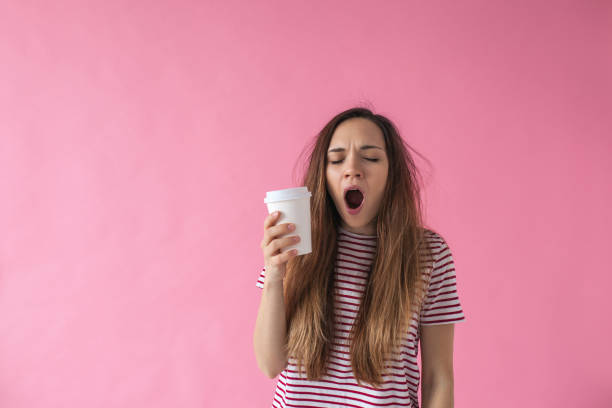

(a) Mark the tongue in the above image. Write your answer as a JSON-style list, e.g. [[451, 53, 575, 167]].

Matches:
[[346, 190, 363, 209]]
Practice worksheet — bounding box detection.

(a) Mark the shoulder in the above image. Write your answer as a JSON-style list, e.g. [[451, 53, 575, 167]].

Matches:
[[422, 227, 447, 246], [421, 228, 451, 261]]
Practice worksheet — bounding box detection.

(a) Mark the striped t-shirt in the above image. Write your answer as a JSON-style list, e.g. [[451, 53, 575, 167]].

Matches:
[[255, 225, 466, 408]]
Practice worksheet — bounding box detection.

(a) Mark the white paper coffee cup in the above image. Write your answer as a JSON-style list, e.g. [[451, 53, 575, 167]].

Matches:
[[264, 186, 312, 256]]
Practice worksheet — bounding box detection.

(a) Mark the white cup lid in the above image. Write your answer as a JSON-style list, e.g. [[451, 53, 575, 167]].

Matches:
[[264, 187, 312, 203]]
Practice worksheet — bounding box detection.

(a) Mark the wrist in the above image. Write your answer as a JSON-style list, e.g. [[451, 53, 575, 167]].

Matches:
[[263, 274, 284, 288]]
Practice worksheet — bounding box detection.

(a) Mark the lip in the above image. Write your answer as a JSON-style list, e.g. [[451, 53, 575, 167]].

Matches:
[[343, 185, 365, 215]]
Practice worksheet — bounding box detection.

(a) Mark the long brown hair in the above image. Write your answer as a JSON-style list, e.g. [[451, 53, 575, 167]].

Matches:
[[283, 106, 437, 387]]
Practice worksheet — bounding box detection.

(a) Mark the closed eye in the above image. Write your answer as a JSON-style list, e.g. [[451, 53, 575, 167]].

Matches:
[[330, 158, 379, 164]]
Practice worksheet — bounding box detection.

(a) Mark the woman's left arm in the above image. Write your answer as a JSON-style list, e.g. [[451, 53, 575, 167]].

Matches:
[[420, 323, 455, 408]]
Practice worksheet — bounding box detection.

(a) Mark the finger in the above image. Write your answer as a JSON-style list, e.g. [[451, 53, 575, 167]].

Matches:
[[263, 235, 284, 258], [263, 222, 295, 250], [263, 211, 280, 229], [261, 212, 280, 249], [264, 235, 299, 259], [262, 212, 278, 249], [271, 247, 298, 265], [263, 212, 295, 248]]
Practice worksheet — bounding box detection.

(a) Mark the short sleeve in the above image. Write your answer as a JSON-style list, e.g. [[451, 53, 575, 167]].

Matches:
[[255, 267, 265, 289], [420, 233, 466, 326]]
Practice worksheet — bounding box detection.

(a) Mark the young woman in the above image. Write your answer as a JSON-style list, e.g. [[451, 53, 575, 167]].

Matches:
[[253, 107, 466, 408]]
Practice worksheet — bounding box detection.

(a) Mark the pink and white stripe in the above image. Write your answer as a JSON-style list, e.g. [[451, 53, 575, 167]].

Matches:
[[256, 226, 465, 407]]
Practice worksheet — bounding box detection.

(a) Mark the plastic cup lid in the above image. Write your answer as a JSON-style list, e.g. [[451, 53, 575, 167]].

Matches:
[[264, 187, 312, 203]]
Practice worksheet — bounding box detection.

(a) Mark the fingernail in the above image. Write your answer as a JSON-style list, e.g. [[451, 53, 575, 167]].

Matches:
[[288, 223, 295, 230]]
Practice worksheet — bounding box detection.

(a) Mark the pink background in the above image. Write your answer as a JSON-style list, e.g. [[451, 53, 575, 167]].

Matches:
[[1, 1, 611, 407]]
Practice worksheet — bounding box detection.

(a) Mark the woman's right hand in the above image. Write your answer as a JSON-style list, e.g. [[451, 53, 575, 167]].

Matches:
[[260, 211, 301, 282]]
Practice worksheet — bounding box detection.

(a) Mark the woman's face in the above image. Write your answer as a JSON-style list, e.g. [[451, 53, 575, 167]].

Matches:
[[326, 118, 388, 236]]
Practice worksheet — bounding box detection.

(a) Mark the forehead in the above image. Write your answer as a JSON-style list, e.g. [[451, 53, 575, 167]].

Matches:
[[329, 118, 385, 147]]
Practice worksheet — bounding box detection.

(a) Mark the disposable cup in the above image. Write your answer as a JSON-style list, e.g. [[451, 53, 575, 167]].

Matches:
[[264, 187, 312, 256]]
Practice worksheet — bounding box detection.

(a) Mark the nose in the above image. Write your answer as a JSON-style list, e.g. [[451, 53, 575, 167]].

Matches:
[[343, 153, 362, 179]]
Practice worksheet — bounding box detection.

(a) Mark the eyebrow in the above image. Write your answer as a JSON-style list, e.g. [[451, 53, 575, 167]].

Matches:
[[327, 145, 384, 153]]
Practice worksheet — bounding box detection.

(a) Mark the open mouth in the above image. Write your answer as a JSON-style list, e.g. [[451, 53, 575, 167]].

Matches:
[[344, 188, 364, 210]]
